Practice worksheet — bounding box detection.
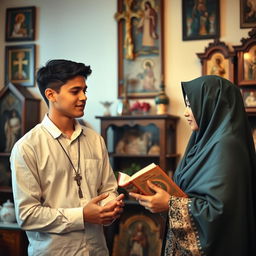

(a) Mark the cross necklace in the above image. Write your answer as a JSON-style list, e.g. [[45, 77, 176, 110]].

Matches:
[[57, 137, 83, 198]]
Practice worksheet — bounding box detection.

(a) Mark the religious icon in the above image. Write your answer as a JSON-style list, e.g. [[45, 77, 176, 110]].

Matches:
[[206, 53, 229, 79], [252, 128, 256, 149], [242, 89, 256, 108], [197, 39, 235, 83], [0, 157, 11, 187], [5, 44, 35, 87], [5, 6, 35, 41], [112, 214, 162, 256], [240, 0, 256, 28], [115, 0, 164, 98], [137, 1, 159, 48], [0, 90, 22, 153], [244, 45, 256, 81], [182, 0, 220, 41]]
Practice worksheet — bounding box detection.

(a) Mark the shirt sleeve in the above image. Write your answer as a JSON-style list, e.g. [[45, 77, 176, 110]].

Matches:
[[97, 136, 119, 206], [10, 142, 85, 234]]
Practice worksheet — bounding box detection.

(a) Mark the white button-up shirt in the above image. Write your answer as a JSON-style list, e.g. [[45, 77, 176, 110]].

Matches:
[[10, 115, 118, 256]]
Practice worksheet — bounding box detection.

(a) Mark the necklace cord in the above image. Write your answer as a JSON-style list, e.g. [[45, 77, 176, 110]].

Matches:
[[57, 136, 83, 198]]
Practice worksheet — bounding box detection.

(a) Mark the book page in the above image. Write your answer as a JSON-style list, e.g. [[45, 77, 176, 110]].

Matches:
[[131, 163, 156, 179], [118, 172, 131, 186], [118, 163, 156, 186]]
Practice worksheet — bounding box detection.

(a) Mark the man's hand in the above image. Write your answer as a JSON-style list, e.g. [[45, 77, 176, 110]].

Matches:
[[129, 180, 170, 213], [83, 193, 125, 225]]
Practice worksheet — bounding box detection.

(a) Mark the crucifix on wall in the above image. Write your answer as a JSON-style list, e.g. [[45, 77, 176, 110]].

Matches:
[[5, 44, 35, 87], [115, 0, 142, 60], [13, 51, 28, 80], [114, 0, 164, 99]]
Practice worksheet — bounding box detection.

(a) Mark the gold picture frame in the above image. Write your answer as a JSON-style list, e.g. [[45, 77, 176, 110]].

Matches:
[[115, 0, 164, 99], [112, 214, 162, 256], [197, 39, 235, 82]]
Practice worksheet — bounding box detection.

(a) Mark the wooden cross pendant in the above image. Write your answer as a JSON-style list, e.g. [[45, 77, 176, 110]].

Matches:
[[74, 173, 83, 198]]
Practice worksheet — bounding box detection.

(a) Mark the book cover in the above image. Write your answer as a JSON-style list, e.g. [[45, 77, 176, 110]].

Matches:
[[118, 163, 187, 197]]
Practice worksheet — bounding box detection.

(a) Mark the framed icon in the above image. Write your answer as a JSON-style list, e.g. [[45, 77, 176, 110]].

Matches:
[[197, 39, 235, 82], [5, 44, 35, 87], [5, 6, 35, 42], [241, 88, 256, 110], [234, 28, 256, 86], [115, 0, 164, 98], [240, 0, 256, 28], [0, 82, 40, 191], [112, 214, 162, 256], [182, 0, 220, 41]]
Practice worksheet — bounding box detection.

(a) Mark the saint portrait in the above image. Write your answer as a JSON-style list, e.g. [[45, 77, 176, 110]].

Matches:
[[125, 57, 160, 97], [243, 89, 256, 107], [243, 45, 256, 81], [115, 0, 163, 98], [252, 128, 256, 149], [112, 215, 162, 256], [206, 53, 229, 79], [6, 6, 35, 41], [182, 0, 220, 40], [0, 91, 22, 153], [240, 0, 256, 28]]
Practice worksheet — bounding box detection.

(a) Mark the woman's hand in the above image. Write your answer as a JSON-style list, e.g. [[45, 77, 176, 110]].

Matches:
[[129, 180, 170, 213]]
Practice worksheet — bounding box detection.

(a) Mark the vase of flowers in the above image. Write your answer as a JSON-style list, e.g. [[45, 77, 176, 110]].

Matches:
[[130, 101, 151, 115]]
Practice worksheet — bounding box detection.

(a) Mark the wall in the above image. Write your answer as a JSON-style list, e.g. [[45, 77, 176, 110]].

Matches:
[[0, 0, 251, 158]]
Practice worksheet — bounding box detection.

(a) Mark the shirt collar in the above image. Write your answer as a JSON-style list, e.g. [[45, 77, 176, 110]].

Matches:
[[42, 114, 86, 140]]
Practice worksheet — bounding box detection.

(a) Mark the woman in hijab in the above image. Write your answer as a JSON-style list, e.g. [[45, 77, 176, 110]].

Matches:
[[130, 75, 256, 255]]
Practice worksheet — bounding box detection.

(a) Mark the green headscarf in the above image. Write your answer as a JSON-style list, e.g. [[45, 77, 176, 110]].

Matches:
[[174, 75, 256, 255]]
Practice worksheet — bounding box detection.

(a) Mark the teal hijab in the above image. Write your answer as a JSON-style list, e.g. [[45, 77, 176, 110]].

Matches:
[[174, 75, 256, 255]]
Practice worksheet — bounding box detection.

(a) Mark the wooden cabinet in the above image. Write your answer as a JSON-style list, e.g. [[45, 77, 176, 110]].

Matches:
[[96, 114, 179, 256], [0, 82, 40, 192], [233, 28, 256, 148], [0, 224, 28, 256], [0, 83, 40, 255], [96, 114, 179, 175]]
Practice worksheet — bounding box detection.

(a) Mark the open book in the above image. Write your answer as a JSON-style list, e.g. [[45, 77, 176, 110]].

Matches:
[[118, 163, 187, 197]]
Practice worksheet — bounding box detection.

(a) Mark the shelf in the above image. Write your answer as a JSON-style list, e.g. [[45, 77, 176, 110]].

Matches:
[[109, 153, 179, 158], [246, 108, 256, 116], [96, 114, 179, 121], [0, 222, 19, 230], [0, 187, 12, 193], [0, 153, 11, 157]]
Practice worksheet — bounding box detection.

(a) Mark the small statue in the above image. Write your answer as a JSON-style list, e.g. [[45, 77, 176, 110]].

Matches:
[[117, 80, 131, 116], [100, 101, 113, 116]]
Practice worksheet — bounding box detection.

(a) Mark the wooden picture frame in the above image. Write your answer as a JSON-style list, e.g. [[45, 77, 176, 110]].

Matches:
[[0, 88, 22, 153], [240, 0, 256, 28], [0, 82, 40, 191], [197, 39, 235, 82], [5, 44, 35, 87], [5, 6, 35, 42], [0, 83, 40, 153], [241, 88, 256, 109], [112, 214, 162, 256], [182, 0, 220, 41], [252, 126, 256, 149], [115, 0, 164, 99], [234, 28, 256, 86], [0, 156, 11, 187]]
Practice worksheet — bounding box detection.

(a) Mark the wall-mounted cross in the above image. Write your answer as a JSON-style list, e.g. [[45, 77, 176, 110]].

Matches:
[[115, 0, 142, 60], [13, 51, 28, 80]]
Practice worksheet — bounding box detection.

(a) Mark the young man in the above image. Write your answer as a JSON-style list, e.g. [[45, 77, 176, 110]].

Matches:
[[10, 59, 124, 256]]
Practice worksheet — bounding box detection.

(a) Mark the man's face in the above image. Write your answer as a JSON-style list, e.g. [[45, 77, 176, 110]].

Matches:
[[51, 76, 87, 118]]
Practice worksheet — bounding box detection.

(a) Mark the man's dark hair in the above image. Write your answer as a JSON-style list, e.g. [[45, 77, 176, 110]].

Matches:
[[36, 59, 92, 105]]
